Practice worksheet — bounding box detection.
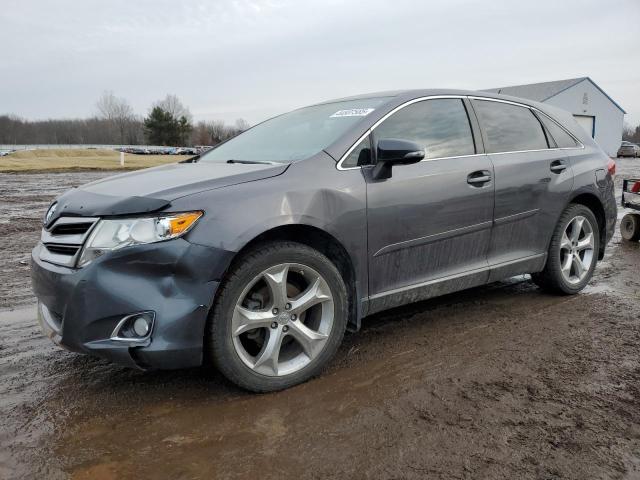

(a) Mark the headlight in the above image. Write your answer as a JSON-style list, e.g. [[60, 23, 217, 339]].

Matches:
[[77, 211, 202, 267]]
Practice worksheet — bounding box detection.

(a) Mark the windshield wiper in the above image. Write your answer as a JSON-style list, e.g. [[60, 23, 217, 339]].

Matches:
[[226, 159, 276, 165]]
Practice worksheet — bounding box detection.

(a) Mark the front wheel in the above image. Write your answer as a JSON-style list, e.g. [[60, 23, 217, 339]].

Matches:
[[206, 241, 348, 392], [532, 204, 600, 294]]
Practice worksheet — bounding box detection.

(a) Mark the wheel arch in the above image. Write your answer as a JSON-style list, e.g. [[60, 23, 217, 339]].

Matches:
[[567, 191, 607, 260], [214, 224, 361, 332]]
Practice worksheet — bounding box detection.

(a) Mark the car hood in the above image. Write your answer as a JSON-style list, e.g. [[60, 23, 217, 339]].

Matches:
[[46, 162, 289, 224], [81, 161, 289, 199]]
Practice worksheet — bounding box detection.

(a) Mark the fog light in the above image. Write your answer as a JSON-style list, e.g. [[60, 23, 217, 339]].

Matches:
[[133, 317, 150, 336], [111, 311, 155, 343]]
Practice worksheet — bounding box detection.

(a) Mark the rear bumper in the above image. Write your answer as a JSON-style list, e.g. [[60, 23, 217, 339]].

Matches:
[[30, 239, 232, 369]]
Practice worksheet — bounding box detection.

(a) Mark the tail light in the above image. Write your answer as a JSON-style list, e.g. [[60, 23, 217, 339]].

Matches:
[[607, 158, 616, 176]]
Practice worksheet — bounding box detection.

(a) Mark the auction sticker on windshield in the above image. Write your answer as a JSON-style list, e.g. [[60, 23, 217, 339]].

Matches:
[[330, 108, 375, 118]]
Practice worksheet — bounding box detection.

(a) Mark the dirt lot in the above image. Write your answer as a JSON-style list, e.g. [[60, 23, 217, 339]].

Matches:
[[1, 160, 640, 479]]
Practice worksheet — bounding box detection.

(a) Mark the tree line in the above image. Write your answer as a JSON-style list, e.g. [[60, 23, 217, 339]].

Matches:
[[0, 91, 249, 147], [623, 124, 640, 145]]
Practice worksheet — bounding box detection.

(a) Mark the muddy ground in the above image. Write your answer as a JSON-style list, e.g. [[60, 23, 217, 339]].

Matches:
[[1, 160, 640, 479]]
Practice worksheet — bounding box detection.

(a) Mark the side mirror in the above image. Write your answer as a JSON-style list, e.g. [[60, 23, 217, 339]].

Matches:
[[372, 138, 425, 180]]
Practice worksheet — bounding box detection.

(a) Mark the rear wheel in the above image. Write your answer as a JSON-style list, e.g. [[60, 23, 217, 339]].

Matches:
[[206, 241, 348, 392], [531, 204, 600, 294], [620, 214, 640, 242]]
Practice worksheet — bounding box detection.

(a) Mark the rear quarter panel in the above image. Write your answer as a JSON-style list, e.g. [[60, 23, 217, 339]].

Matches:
[[540, 103, 616, 252]]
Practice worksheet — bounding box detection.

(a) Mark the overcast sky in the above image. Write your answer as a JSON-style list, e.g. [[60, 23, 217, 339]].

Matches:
[[1, 0, 639, 125]]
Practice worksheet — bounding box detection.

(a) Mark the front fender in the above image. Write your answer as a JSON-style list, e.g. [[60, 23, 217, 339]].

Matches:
[[169, 154, 369, 294]]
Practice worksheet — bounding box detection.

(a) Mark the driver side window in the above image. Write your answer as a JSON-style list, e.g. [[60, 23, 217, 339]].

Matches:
[[374, 99, 476, 159]]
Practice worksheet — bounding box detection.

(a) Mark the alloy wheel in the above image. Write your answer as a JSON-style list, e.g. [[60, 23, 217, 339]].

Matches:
[[559, 215, 595, 285], [231, 263, 334, 376]]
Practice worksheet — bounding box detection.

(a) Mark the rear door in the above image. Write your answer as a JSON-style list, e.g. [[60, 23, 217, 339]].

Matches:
[[365, 97, 494, 296], [471, 98, 574, 274]]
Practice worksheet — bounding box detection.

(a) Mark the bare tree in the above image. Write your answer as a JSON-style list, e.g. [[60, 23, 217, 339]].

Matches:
[[192, 121, 211, 146], [234, 118, 250, 132], [154, 94, 192, 122], [188, 118, 251, 146], [235, 118, 251, 135], [623, 123, 634, 139], [96, 90, 135, 144], [623, 122, 640, 144], [96, 91, 118, 121], [209, 120, 229, 143]]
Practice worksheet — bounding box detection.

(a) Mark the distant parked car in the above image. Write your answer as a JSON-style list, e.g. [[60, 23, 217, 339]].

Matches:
[[173, 147, 198, 155], [618, 141, 640, 158], [130, 148, 151, 155], [195, 145, 214, 154]]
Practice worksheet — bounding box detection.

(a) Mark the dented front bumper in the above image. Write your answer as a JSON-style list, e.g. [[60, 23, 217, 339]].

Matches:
[[30, 238, 228, 369]]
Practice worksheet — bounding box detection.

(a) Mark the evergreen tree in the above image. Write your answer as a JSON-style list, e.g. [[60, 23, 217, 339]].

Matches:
[[143, 106, 176, 145], [144, 108, 193, 146], [177, 116, 192, 145]]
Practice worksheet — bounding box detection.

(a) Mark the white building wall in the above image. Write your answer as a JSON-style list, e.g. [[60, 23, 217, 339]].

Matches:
[[544, 78, 624, 157]]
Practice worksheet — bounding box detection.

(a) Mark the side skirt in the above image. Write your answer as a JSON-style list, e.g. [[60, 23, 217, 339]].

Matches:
[[363, 253, 546, 316]]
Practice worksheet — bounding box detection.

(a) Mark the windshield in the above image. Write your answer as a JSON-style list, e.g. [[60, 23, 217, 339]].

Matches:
[[199, 97, 391, 163]]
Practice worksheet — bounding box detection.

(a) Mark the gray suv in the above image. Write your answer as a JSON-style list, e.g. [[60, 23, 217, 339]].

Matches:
[[31, 90, 616, 392]]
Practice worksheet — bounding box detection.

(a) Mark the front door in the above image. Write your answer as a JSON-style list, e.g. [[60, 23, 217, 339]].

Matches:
[[365, 98, 495, 298]]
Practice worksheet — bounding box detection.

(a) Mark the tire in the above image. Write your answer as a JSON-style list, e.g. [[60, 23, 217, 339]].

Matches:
[[620, 214, 640, 242], [206, 241, 348, 392], [531, 204, 600, 295]]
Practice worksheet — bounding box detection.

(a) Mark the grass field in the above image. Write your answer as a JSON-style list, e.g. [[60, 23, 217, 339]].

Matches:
[[0, 149, 192, 173]]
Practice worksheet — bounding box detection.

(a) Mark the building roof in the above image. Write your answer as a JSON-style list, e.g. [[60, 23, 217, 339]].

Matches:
[[483, 77, 626, 114]]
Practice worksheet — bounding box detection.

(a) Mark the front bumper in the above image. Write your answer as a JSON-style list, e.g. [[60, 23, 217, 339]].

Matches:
[[31, 239, 232, 369]]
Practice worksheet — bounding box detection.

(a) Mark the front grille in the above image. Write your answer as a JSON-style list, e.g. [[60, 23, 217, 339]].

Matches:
[[44, 244, 81, 255], [50, 222, 95, 236], [39, 216, 99, 267]]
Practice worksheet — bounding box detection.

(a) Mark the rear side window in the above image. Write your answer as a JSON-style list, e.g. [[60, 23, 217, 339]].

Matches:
[[342, 134, 372, 168], [537, 113, 579, 148], [374, 99, 476, 159], [474, 100, 548, 153]]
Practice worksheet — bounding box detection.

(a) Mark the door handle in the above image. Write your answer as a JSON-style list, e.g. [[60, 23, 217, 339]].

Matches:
[[467, 170, 492, 186], [550, 160, 567, 173]]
